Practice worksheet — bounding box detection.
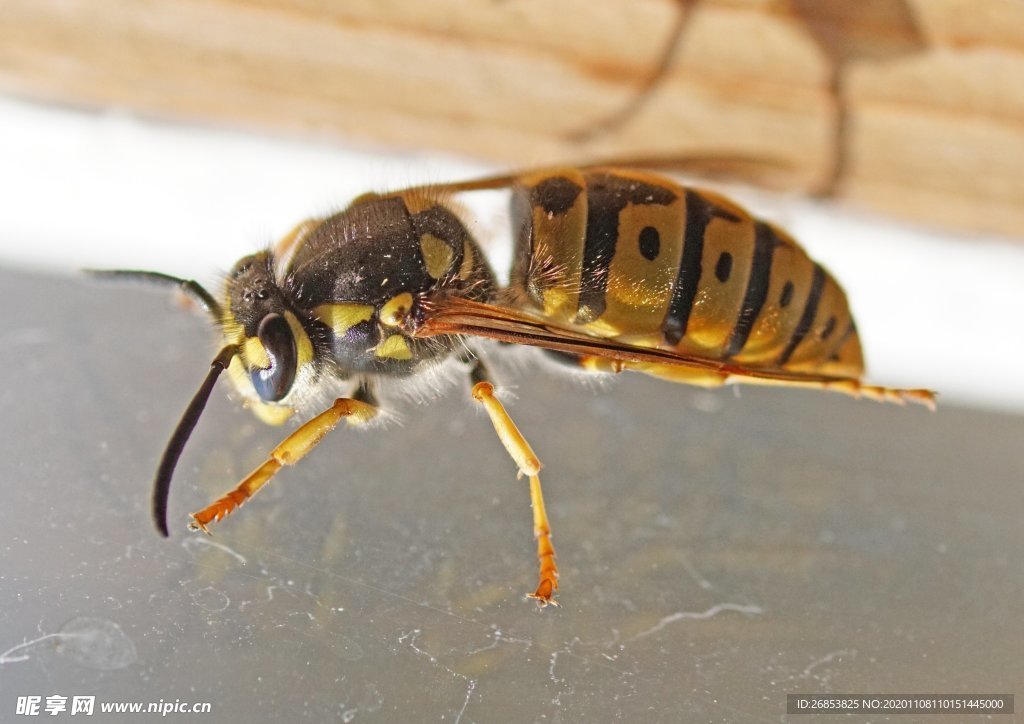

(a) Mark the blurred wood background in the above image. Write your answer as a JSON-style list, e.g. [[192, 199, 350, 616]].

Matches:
[[1, 0, 1022, 238]]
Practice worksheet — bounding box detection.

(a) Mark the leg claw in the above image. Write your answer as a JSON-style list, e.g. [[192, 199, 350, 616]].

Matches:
[[527, 578, 559, 608], [187, 515, 213, 535]]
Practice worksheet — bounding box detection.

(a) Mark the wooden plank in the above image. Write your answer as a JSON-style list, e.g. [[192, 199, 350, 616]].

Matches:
[[0, 1, 832, 185], [0, 0, 1020, 238], [844, 47, 1024, 235]]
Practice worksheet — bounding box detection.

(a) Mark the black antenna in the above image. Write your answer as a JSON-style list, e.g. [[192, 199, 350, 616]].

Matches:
[[152, 345, 238, 536], [86, 269, 223, 323]]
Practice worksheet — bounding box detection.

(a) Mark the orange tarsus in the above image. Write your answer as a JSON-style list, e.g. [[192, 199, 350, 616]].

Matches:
[[854, 385, 937, 411], [189, 490, 249, 534], [527, 508, 560, 608], [526, 474, 559, 608]]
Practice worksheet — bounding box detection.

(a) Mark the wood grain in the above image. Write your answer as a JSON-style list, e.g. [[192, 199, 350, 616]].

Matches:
[[0, 0, 1021, 237]]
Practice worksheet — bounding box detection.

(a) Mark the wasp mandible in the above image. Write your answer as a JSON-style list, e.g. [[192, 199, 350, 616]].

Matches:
[[98, 163, 935, 607]]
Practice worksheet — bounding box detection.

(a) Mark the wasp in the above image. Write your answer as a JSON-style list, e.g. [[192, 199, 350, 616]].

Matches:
[[97, 163, 935, 607]]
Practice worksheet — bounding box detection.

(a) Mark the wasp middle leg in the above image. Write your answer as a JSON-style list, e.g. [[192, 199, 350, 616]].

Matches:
[[189, 391, 377, 533], [466, 357, 559, 607]]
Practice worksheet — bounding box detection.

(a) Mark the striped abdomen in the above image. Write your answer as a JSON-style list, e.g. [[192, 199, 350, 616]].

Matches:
[[509, 168, 863, 377]]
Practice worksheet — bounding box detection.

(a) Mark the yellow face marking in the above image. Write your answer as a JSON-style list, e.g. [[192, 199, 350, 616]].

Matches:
[[227, 355, 249, 395], [380, 292, 414, 327], [220, 305, 244, 347], [222, 326, 244, 348], [227, 311, 312, 424], [249, 400, 297, 425], [314, 303, 374, 337], [375, 334, 413, 360], [420, 233, 454, 279], [227, 357, 296, 426], [283, 310, 314, 368], [239, 312, 313, 370], [243, 337, 270, 369]]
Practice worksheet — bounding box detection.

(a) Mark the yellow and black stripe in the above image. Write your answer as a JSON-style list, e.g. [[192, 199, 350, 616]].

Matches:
[[510, 169, 863, 378]]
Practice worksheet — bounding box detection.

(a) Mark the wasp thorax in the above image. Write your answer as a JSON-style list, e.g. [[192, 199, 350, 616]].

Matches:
[[280, 195, 497, 376]]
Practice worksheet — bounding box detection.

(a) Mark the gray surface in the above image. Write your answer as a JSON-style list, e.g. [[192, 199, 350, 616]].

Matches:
[[1, 267, 1021, 723]]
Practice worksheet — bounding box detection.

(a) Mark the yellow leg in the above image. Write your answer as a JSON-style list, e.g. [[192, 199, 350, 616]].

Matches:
[[189, 397, 376, 533], [471, 381, 559, 607]]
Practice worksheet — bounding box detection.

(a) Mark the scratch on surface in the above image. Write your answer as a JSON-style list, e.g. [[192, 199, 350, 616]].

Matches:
[[240, 583, 283, 612], [799, 649, 857, 680], [182, 536, 247, 565], [629, 603, 764, 641], [399, 629, 477, 724], [0, 633, 64, 665], [463, 625, 533, 656], [186, 585, 231, 613], [679, 554, 714, 590], [548, 637, 581, 710], [1, 619, 137, 670]]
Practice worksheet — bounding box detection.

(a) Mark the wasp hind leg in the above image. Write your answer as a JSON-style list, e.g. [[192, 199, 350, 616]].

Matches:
[[467, 359, 559, 607], [188, 392, 377, 533], [633, 361, 936, 410]]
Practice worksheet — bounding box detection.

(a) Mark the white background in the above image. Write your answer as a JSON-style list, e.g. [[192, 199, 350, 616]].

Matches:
[[1, 96, 1021, 413]]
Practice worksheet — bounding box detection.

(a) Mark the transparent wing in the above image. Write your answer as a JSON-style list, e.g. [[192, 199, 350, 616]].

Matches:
[[414, 296, 936, 409]]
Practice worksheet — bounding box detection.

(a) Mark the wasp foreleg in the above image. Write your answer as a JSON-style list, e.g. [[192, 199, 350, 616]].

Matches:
[[188, 396, 377, 533], [467, 361, 559, 607]]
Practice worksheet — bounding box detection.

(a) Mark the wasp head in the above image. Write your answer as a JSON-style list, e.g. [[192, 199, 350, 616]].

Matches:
[[220, 252, 314, 423]]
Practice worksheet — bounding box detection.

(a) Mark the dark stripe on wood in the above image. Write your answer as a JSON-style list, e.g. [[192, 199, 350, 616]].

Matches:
[[724, 221, 776, 358], [575, 173, 676, 323], [778, 263, 825, 366], [662, 190, 742, 345]]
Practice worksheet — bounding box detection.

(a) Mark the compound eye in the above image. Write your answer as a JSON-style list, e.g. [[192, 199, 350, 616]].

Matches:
[[249, 313, 297, 402]]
